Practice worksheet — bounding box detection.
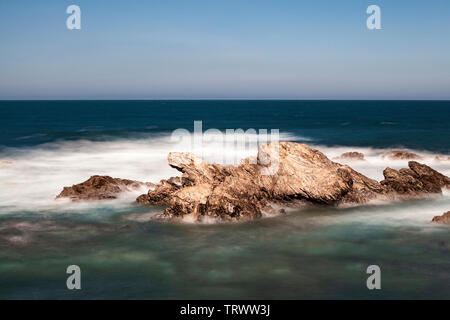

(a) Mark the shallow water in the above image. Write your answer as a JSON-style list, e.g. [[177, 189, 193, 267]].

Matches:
[[0, 100, 449, 299], [1, 201, 449, 299]]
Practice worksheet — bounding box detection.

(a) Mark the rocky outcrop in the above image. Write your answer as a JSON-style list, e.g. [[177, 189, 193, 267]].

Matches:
[[336, 152, 365, 161], [432, 211, 450, 225], [381, 150, 422, 160], [57, 143, 450, 223], [144, 143, 388, 222], [136, 177, 181, 206], [57, 175, 154, 201], [136, 143, 450, 222], [380, 161, 450, 196]]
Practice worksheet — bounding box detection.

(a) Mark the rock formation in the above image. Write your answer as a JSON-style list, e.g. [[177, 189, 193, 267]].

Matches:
[[139, 143, 388, 222], [381, 150, 422, 160], [137, 143, 450, 222], [336, 152, 365, 161], [57, 175, 154, 201], [434, 155, 450, 162], [380, 161, 450, 196], [57, 143, 450, 223], [432, 211, 450, 225], [136, 177, 181, 206]]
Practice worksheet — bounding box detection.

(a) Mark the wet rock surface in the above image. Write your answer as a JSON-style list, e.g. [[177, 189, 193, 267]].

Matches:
[[434, 155, 450, 162], [56, 143, 450, 223], [432, 211, 450, 224], [381, 161, 450, 196], [143, 143, 390, 222], [57, 175, 154, 201], [136, 177, 181, 206], [336, 152, 365, 161], [381, 150, 423, 160], [144, 143, 450, 222]]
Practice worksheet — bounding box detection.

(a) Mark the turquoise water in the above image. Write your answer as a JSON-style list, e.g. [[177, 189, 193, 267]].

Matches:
[[0, 101, 449, 299]]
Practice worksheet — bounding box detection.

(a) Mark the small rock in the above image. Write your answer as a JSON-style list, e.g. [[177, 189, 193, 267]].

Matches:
[[432, 211, 450, 224], [381, 150, 422, 160], [336, 152, 365, 161], [57, 175, 154, 201], [434, 155, 450, 162], [0, 161, 13, 167]]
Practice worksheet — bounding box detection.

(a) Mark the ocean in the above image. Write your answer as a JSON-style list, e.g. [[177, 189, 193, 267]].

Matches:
[[0, 100, 449, 299]]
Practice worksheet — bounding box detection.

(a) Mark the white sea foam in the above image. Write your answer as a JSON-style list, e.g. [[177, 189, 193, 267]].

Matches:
[[0, 133, 448, 224]]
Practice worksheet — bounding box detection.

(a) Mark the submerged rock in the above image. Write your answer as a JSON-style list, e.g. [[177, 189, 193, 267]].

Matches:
[[0, 160, 13, 167], [381, 150, 422, 160], [57, 175, 154, 201], [336, 152, 365, 161], [380, 161, 450, 196], [434, 155, 450, 162], [432, 211, 450, 225]]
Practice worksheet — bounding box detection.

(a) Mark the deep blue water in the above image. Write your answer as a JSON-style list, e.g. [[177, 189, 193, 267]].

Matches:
[[1, 100, 449, 153]]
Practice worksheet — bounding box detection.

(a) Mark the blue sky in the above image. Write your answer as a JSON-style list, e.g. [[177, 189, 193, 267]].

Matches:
[[0, 0, 449, 99]]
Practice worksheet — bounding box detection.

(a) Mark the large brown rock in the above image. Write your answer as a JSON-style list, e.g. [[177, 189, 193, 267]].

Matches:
[[57, 175, 154, 201], [138, 143, 450, 222], [145, 142, 387, 222], [432, 212, 450, 225], [380, 161, 450, 196], [258, 143, 384, 204], [381, 150, 422, 160]]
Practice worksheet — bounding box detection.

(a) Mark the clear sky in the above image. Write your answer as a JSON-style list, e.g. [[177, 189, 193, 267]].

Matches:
[[0, 0, 449, 100]]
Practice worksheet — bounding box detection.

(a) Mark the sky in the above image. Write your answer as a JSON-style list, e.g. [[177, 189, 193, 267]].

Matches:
[[0, 0, 449, 100]]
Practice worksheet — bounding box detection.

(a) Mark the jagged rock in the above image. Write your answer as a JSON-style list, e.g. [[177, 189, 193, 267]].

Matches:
[[432, 212, 450, 224], [338, 165, 387, 203], [336, 152, 365, 161], [380, 161, 450, 196], [409, 161, 450, 187], [146, 142, 387, 222], [257, 143, 383, 204], [57, 175, 154, 201], [136, 177, 182, 206], [381, 150, 422, 160], [137, 143, 450, 222]]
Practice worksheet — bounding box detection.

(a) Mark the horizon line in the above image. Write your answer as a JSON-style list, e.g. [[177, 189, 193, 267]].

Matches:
[[1, 98, 450, 102]]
